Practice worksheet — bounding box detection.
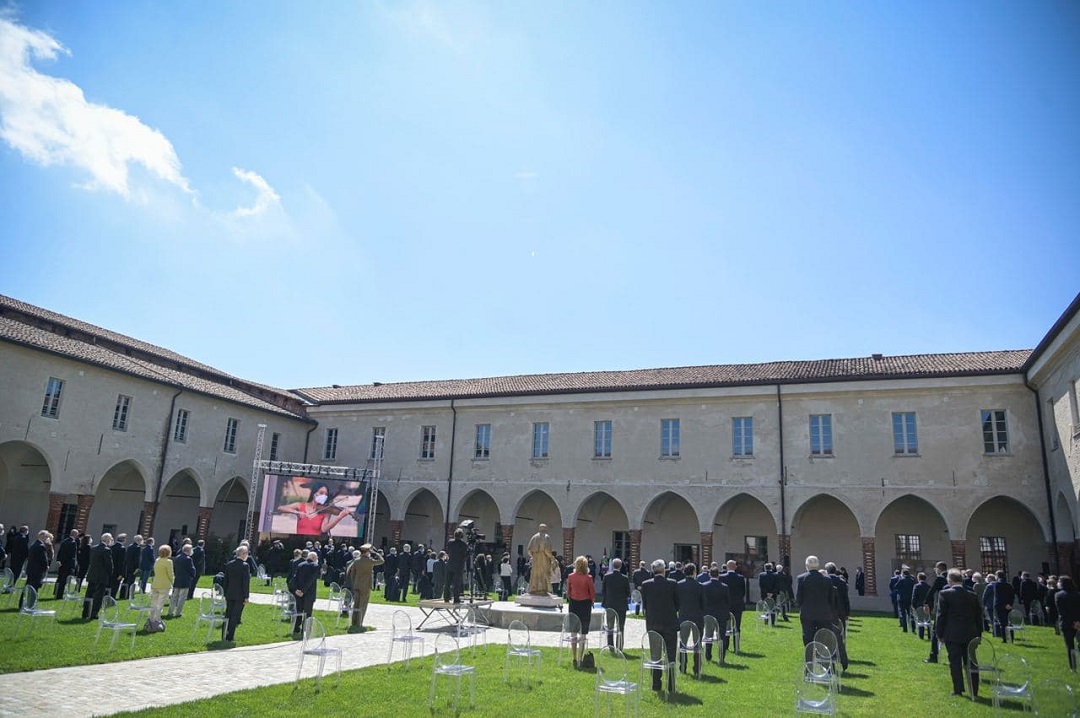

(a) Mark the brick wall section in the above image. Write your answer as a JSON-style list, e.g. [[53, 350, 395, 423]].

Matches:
[[389, 519, 404, 545], [139, 501, 157, 538], [778, 533, 792, 569], [700, 531, 713, 568], [500, 524, 514, 553], [45, 492, 65, 535], [629, 529, 642, 570], [75, 494, 95, 533], [861, 536, 877, 596], [196, 507, 213, 541], [562, 528, 575, 561]]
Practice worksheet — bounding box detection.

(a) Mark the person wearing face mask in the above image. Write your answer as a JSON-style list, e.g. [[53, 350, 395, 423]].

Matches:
[[276, 482, 351, 536]]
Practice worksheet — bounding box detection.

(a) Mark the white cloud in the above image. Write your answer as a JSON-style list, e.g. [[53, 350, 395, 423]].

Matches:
[[0, 18, 191, 198], [231, 167, 281, 217]]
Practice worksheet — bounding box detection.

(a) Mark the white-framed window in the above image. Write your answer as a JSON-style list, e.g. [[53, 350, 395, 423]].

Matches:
[[892, 412, 918, 455], [475, 424, 491, 459], [420, 425, 436, 460], [223, 418, 239, 454], [269, 432, 280, 461], [732, 417, 753, 457], [112, 394, 131, 432], [41, 377, 64, 418], [594, 420, 612, 459], [809, 414, 832, 456], [370, 427, 385, 460], [174, 409, 189, 443], [661, 418, 680, 458], [323, 428, 338, 461], [981, 410, 1009, 454], [532, 422, 550, 459]]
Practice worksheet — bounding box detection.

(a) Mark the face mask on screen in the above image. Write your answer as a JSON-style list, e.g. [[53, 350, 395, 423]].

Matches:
[[314, 494, 328, 505]]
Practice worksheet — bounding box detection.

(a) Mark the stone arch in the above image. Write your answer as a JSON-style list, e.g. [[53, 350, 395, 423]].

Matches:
[[965, 495, 1049, 576], [88, 459, 150, 537], [373, 489, 392, 550], [455, 489, 500, 549], [151, 469, 204, 545], [790, 493, 861, 582], [208, 477, 249, 544], [0, 440, 54, 531], [1061, 491, 1079, 542], [640, 491, 702, 567], [402, 488, 444, 550], [574, 491, 630, 563], [712, 493, 780, 577], [511, 490, 562, 561], [873, 494, 951, 596]]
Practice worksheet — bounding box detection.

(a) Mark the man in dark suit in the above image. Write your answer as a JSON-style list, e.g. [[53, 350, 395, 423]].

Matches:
[[912, 572, 933, 639], [720, 560, 747, 633], [290, 551, 321, 635], [602, 558, 631, 650], [776, 565, 794, 621], [443, 529, 467, 604], [641, 559, 679, 693], [758, 562, 778, 626], [188, 539, 206, 600], [124, 535, 143, 599], [83, 533, 114, 619], [703, 566, 732, 662], [7, 525, 29, 581], [221, 545, 251, 642], [895, 567, 916, 632], [935, 569, 984, 697], [1018, 571, 1039, 621], [992, 569, 1016, 644], [795, 555, 837, 646], [632, 561, 651, 616], [54, 529, 80, 599], [889, 569, 902, 618], [676, 563, 705, 675], [924, 561, 949, 662], [22, 530, 50, 606], [396, 543, 413, 601]]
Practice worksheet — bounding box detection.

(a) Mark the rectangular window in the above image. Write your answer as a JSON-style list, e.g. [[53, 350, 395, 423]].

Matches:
[[223, 418, 239, 454], [893, 412, 918, 455], [895, 534, 922, 564], [532, 422, 550, 459], [979, 536, 1008, 576], [174, 409, 189, 443], [981, 410, 1008, 454], [733, 417, 753, 457], [474, 424, 491, 459], [420, 425, 436, 460], [269, 432, 280, 461], [41, 377, 64, 418], [661, 418, 680, 458], [594, 420, 612, 459], [612, 531, 630, 562], [745, 535, 768, 562], [112, 394, 131, 432], [370, 427, 385, 460], [809, 414, 833, 456], [323, 428, 338, 461]]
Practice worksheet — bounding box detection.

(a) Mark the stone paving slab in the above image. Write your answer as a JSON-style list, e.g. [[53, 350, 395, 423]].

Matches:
[[0, 591, 647, 718]]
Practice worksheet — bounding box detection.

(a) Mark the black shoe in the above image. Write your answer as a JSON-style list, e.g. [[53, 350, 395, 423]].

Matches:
[[924, 657, 938, 663]]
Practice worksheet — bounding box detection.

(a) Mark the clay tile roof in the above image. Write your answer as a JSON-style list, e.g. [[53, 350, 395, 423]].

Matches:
[[294, 349, 1032, 404]]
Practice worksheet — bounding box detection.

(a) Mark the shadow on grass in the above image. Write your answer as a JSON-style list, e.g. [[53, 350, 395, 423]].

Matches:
[[720, 662, 749, 671], [838, 685, 875, 698], [736, 651, 765, 659], [206, 640, 236, 651], [848, 659, 876, 666], [664, 692, 704, 706], [842, 671, 869, 679]]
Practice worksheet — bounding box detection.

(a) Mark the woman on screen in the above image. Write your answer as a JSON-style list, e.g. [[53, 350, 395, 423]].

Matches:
[[276, 483, 351, 536]]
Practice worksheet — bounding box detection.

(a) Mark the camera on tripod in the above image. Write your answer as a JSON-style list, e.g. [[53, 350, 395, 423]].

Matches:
[[458, 519, 485, 546]]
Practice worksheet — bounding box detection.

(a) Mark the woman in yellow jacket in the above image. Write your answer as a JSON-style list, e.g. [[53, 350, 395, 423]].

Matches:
[[148, 544, 174, 627]]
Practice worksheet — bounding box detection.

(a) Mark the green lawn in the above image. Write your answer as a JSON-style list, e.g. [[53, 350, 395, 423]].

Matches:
[[112, 613, 1075, 717], [0, 586, 352, 674]]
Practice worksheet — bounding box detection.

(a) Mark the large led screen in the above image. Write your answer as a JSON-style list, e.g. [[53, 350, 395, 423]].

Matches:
[[258, 474, 369, 539]]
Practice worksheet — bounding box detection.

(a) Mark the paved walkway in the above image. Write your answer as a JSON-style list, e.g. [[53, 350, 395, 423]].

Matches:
[[1, 592, 648, 718]]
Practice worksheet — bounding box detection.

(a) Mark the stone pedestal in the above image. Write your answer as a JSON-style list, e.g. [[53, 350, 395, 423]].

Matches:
[[514, 593, 563, 609]]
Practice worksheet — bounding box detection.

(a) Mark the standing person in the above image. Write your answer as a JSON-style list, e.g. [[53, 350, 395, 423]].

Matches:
[[895, 568, 916, 632], [775, 565, 794, 621], [188, 539, 206, 600], [602, 558, 631, 650], [566, 556, 597, 667], [641, 559, 680, 694], [54, 529, 79, 599], [444, 531, 467, 603], [290, 551, 321, 635], [396, 544, 413, 601], [23, 530, 50, 605], [432, 551, 448, 600], [344, 544, 384, 633], [1055, 575, 1080, 670], [935, 568, 984, 698], [855, 567, 865, 597], [720, 560, 747, 634], [169, 544, 196, 618], [221, 545, 251, 643], [632, 561, 651, 616], [991, 570, 1016, 644], [139, 537, 156, 594], [146, 544, 173, 631], [703, 566, 732, 663], [75, 534, 92, 591], [912, 572, 933, 639], [7, 525, 29, 581], [924, 561, 949, 662], [758, 562, 778, 625], [795, 555, 837, 646], [499, 554, 513, 600], [123, 535, 142, 598], [82, 533, 114, 620], [889, 569, 902, 618], [676, 563, 706, 675]]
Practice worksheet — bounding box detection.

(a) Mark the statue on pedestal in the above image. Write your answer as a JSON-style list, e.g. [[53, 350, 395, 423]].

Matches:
[[527, 523, 555, 596]]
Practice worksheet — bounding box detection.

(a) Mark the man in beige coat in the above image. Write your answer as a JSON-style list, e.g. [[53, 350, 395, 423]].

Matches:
[[344, 544, 384, 633]]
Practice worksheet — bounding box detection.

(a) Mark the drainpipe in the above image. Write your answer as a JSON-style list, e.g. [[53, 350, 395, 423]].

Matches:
[[445, 399, 457, 546], [302, 423, 318, 463], [776, 385, 788, 565], [149, 389, 183, 537], [1025, 379, 1059, 573]]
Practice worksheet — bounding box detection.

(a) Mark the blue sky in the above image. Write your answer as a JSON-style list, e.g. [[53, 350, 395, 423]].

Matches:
[[1, 3, 1077, 390]]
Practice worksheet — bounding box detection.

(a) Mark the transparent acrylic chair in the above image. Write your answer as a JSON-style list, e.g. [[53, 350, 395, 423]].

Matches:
[[702, 615, 722, 665], [504, 619, 542, 688], [595, 646, 639, 717], [600, 607, 622, 651], [296, 617, 342, 689], [991, 653, 1033, 713], [558, 612, 584, 666], [640, 630, 676, 700], [17, 585, 57, 636], [727, 611, 741, 654], [94, 595, 138, 652], [193, 594, 228, 642], [795, 664, 837, 715], [1034, 677, 1077, 716], [387, 609, 425, 670], [429, 633, 476, 713], [678, 620, 703, 678]]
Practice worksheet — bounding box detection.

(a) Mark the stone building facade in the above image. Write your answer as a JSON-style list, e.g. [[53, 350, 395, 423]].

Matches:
[[2, 291, 1078, 610]]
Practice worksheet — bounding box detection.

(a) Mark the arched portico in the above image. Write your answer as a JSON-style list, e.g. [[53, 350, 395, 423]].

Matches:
[[88, 460, 149, 537], [640, 491, 701, 567], [965, 496, 1049, 577], [150, 469, 203, 545], [510, 490, 562, 561], [208, 477, 249, 544], [373, 490, 391, 549], [574, 491, 630, 565], [455, 489, 500, 550], [713, 493, 779, 577], [402, 488, 444, 549], [0, 440, 53, 532], [873, 494, 951, 596], [790, 493, 861, 585]]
